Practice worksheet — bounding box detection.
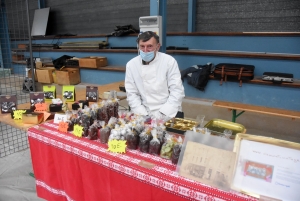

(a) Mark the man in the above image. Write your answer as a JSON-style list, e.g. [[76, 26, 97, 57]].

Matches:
[[125, 31, 185, 119]]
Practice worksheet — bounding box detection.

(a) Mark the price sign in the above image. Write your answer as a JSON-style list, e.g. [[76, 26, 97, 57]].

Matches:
[[73, 124, 83, 138], [108, 140, 127, 153], [13, 110, 27, 120], [58, 121, 68, 133], [34, 103, 48, 112], [54, 114, 67, 123]]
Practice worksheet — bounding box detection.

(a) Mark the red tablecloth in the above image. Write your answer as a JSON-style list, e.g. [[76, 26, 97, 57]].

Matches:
[[28, 121, 257, 201]]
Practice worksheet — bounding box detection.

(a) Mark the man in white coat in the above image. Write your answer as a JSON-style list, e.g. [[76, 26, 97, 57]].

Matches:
[[125, 31, 185, 120]]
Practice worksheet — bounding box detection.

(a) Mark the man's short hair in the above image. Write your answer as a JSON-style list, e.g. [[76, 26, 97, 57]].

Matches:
[[136, 31, 160, 44]]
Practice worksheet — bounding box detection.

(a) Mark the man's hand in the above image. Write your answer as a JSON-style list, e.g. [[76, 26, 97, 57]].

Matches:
[[151, 111, 171, 122]]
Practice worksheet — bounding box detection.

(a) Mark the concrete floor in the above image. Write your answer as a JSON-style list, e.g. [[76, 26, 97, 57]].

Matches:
[[0, 148, 44, 201]]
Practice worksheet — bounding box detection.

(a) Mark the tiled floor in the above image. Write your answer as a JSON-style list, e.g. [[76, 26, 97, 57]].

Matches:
[[0, 148, 44, 201]]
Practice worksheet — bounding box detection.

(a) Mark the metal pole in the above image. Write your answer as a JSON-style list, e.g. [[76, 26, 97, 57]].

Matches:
[[25, 0, 35, 91], [158, 0, 166, 53]]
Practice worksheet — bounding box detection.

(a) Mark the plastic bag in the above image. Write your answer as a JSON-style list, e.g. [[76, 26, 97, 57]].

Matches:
[[160, 133, 174, 159], [139, 126, 153, 153], [171, 136, 183, 165], [149, 129, 161, 156]]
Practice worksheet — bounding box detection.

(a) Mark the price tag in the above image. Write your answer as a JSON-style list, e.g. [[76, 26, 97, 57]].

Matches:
[[13, 110, 27, 120], [73, 124, 83, 138], [58, 121, 68, 133], [34, 103, 48, 112], [108, 140, 127, 153], [54, 114, 67, 123]]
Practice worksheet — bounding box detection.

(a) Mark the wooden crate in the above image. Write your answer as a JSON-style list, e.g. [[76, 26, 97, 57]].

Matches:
[[79, 56, 107, 68], [12, 54, 24, 61], [28, 69, 38, 81], [55, 68, 80, 85], [36, 67, 55, 84], [18, 44, 27, 49]]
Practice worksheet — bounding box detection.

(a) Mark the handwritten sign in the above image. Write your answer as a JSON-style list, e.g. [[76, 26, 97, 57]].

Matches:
[[58, 121, 68, 133], [108, 140, 127, 153], [13, 110, 27, 120], [34, 103, 48, 112], [73, 124, 83, 138], [54, 114, 67, 123]]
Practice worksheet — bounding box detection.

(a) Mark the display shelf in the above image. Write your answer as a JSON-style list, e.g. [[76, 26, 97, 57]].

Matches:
[[29, 48, 300, 61], [75, 65, 125, 72], [25, 31, 300, 40], [209, 75, 300, 88], [249, 77, 300, 88], [12, 48, 27, 51], [12, 60, 26, 64]]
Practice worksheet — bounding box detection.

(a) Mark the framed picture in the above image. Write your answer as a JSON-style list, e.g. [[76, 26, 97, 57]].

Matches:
[[232, 134, 300, 201]]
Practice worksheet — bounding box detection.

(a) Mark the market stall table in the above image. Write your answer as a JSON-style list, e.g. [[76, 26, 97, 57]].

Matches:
[[28, 121, 257, 201]]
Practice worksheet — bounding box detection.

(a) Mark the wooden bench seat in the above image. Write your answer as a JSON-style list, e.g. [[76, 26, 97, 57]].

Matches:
[[213, 100, 300, 122]]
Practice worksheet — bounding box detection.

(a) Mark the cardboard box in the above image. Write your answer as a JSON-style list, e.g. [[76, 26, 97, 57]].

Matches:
[[36, 67, 55, 84], [55, 68, 80, 85], [12, 54, 24, 61], [18, 44, 27, 49], [79, 56, 107, 68], [22, 112, 44, 124], [28, 69, 37, 81]]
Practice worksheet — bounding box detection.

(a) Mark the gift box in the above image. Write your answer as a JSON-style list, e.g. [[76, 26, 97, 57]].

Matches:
[[22, 112, 44, 124]]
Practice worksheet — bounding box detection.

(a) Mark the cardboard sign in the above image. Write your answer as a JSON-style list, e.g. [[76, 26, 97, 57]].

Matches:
[[58, 121, 68, 133], [13, 110, 27, 120], [108, 140, 127, 153], [34, 102, 48, 112], [73, 124, 83, 138], [53, 114, 67, 123]]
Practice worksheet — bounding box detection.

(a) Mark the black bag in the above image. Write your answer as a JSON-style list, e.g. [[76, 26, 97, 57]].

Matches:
[[181, 63, 213, 91], [214, 63, 255, 87], [53, 55, 73, 70], [107, 24, 139, 37]]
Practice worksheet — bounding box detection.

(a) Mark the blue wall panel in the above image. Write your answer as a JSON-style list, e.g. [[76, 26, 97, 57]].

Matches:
[[25, 35, 300, 112], [173, 55, 300, 78], [182, 80, 300, 111], [167, 36, 300, 54], [80, 69, 125, 85]]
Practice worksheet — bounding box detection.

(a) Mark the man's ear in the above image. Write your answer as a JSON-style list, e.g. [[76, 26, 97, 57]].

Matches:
[[157, 43, 161, 51]]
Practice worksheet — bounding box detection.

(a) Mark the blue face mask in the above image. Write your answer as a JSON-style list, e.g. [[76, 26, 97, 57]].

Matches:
[[139, 49, 155, 62]]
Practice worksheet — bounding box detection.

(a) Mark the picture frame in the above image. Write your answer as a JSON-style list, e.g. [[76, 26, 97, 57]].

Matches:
[[232, 133, 300, 201]]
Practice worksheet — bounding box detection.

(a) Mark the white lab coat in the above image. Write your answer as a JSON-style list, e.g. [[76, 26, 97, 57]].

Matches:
[[125, 52, 185, 117]]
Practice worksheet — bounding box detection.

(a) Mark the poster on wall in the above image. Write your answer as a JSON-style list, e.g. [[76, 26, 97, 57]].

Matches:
[[232, 134, 300, 201]]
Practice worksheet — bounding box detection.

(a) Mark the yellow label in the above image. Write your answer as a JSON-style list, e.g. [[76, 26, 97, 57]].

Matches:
[[73, 124, 83, 138], [108, 140, 127, 153], [13, 110, 27, 120]]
